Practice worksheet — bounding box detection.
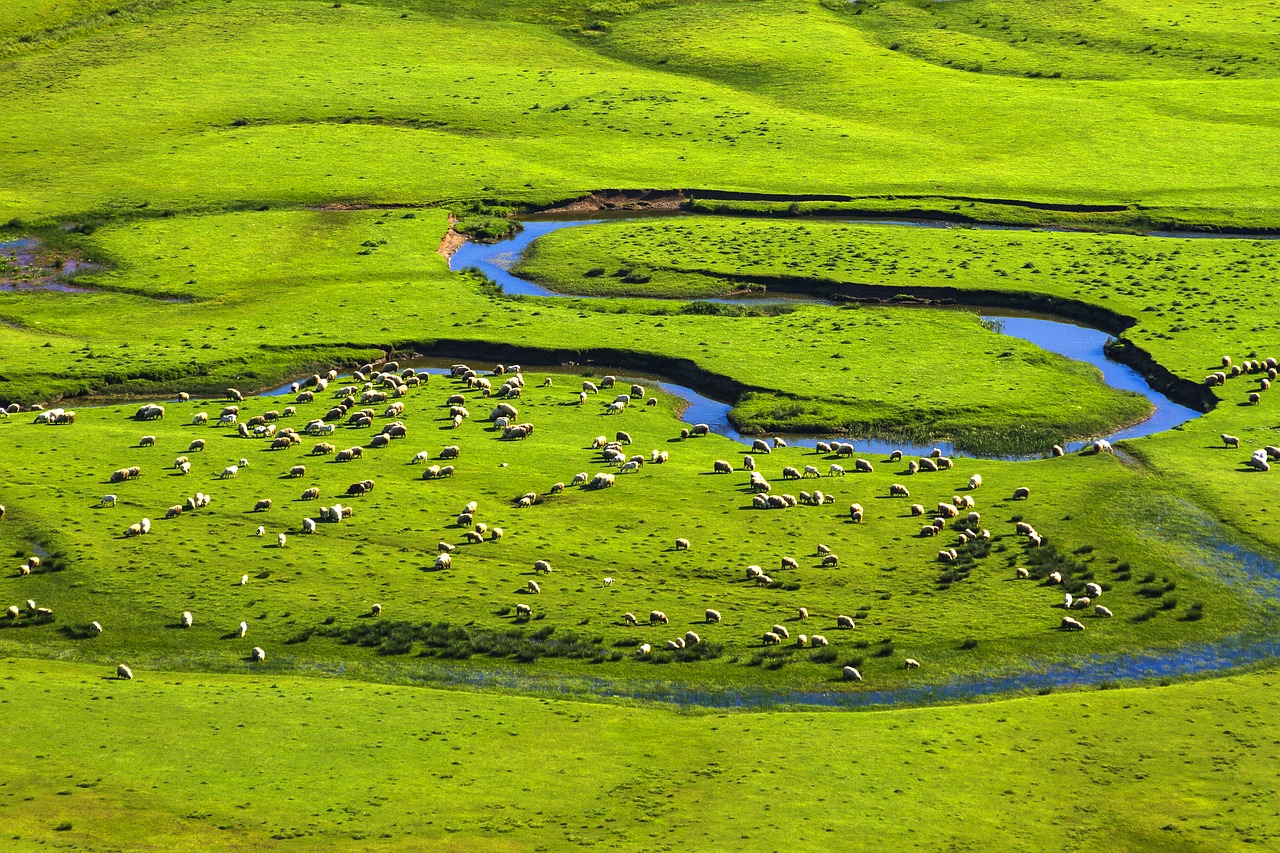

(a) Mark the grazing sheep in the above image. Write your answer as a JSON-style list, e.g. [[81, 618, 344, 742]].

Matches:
[[746, 565, 764, 580], [938, 503, 959, 519], [848, 503, 863, 523], [301, 517, 316, 534], [1063, 592, 1074, 609], [1250, 392, 1262, 405], [180, 611, 193, 628], [624, 612, 639, 626], [938, 549, 959, 563], [513, 603, 531, 619], [221, 465, 239, 479], [661, 639, 682, 653], [1028, 532, 1044, 548], [277, 532, 287, 548], [1072, 596, 1092, 610], [705, 609, 722, 623], [1016, 567, 1030, 579], [762, 631, 781, 646], [1085, 582, 1103, 598], [534, 559, 553, 575], [1013, 486, 1030, 500], [918, 458, 938, 472], [781, 466, 801, 480], [1222, 433, 1241, 448], [254, 498, 272, 512], [117, 664, 133, 680], [904, 658, 920, 669], [822, 554, 839, 567], [713, 460, 733, 474], [101, 494, 118, 508], [1095, 605, 1114, 618], [1092, 439, 1113, 454], [251, 647, 266, 662], [909, 503, 925, 517], [435, 554, 452, 570], [637, 643, 651, 656], [4, 605, 16, 619], [589, 472, 615, 489], [1048, 571, 1063, 585], [527, 580, 541, 594], [968, 474, 983, 490], [855, 459, 873, 473], [907, 461, 918, 475], [1061, 616, 1085, 631], [836, 615, 855, 629], [672, 537, 692, 552], [920, 525, 938, 537], [650, 610, 669, 625], [690, 423, 710, 437], [889, 483, 910, 498], [751, 438, 771, 455], [165, 504, 184, 519], [842, 666, 862, 682], [828, 464, 845, 476], [781, 556, 799, 570]]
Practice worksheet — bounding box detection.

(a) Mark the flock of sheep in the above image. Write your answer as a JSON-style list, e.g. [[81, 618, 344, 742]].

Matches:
[[11, 343, 1272, 687]]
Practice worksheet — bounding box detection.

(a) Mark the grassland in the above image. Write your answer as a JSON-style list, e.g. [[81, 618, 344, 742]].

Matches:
[[5, 657, 1280, 851], [0, 208, 1151, 449], [516, 216, 1280, 384], [0, 0, 1279, 225], [4, 0, 1280, 846]]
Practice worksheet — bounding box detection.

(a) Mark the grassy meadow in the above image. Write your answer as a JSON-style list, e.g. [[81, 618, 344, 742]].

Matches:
[[3, 0, 1280, 847], [4, 656, 1280, 851]]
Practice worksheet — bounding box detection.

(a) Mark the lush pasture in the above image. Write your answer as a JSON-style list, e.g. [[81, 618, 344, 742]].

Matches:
[[0, 369, 1261, 694], [4, 657, 1280, 851], [517, 216, 1280, 384], [0, 208, 1150, 447], [0, 0, 1279, 224]]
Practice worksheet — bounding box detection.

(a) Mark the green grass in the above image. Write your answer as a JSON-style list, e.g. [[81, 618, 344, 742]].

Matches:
[[0, 371, 1262, 694], [5, 656, 1280, 850], [0, 208, 1151, 449], [0, 0, 1279, 224], [516, 215, 1280, 386]]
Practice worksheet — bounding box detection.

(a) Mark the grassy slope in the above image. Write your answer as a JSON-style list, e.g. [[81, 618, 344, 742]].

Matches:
[[0, 0, 1277, 222], [516, 216, 1280, 384], [0, 208, 1150, 447], [4, 657, 1280, 851], [0, 373, 1260, 693]]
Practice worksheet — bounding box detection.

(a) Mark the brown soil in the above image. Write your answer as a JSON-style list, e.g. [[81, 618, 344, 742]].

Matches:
[[437, 216, 466, 260], [538, 189, 688, 214]]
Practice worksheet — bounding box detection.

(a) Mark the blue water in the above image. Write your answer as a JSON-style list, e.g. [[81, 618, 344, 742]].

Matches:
[[449, 217, 1200, 458]]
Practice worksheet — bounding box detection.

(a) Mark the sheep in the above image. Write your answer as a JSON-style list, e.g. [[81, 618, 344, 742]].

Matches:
[[164, 504, 184, 520], [253, 498, 272, 512], [842, 666, 862, 682], [1061, 616, 1085, 631], [618, 460, 641, 474], [938, 503, 959, 518], [637, 643, 651, 656], [334, 448, 358, 462], [920, 525, 938, 537], [4, 605, 17, 619], [822, 554, 839, 567], [751, 438, 771, 455], [434, 553, 452, 570], [533, 559, 553, 575], [1095, 605, 1114, 618], [781, 556, 799, 571], [690, 424, 710, 437], [440, 445, 460, 459], [811, 634, 828, 647], [653, 450, 669, 464], [1223, 355, 1233, 368], [649, 610, 669, 625], [527, 580, 541, 594], [624, 612, 639, 626], [836, 615, 855, 629], [312, 442, 337, 456], [180, 611, 194, 628], [937, 456, 954, 470], [599, 375, 616, 389], [854, 459, 873, 474], [665, 639, 683, 653], [589, 472, 615, 489], [762, 631, 781, 645], [301, 517, 316, 534], [966, 511, 981, 526], [117, 664, 133, 680], [1016, 567, 1030, 579], [582, 380, 599, 394], [904, 658, 920, 669], [782, 466, 801, 480], [570, 472, 590, 487], [1249, 392, 1262, 405], [100, 494, 118, 508], [746, 565, 764, 580], [907, 461, 919, 475], [1222, 433, 1241, 448], [828, 464, 845, 476], [968, 474, 983, 490], [646, 397, 657, 407], [277, 532, 287, 548], [1013, 486, 1030, 500], [251, 646, 267, 662], [1028, 532, 1044, 548], [221, 465, 239, 479], [938, 549, 959, 563], [1047, 571, 1063, 585], [1092, 439, 1113, 454], [1063, 592, 1074, 609], [918, 458, 938, 472], [1072, 596, 1092, 610], [889, 483, 910, 498], [1085, 582, 1103, 598], [835, 443, 855, 458], [909, 503, 925, 517], [713, 460, 733, 474], [848, 503, 863, 523], [705, 609, 722, 623]]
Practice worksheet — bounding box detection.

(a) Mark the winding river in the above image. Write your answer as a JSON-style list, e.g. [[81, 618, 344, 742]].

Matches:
[[258, 218, 1280, 706], [449, 217, 1200, 458]]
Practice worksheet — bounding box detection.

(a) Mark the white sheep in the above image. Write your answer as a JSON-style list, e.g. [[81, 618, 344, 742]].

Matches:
[[1095, 605, 1114, 618], [675, 538, 690, 551], [904, 658, 920, 669], [117, 664, 133, 680], [836, 615, 855, 629], [527, 580, 541, 594], [842, 666, 862, 682], [101, 494, 117, 508], [251, 647, 266, 662], [968, 474, 983, 490], [238, 621, 249, 638], [1061, 616, 1085, 631], [829, 464, 845, 476], [277, 532, 287, 548], [180, 611, 193, 628], [705, 609, 721, 623], [221, 465, 239, 479]]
